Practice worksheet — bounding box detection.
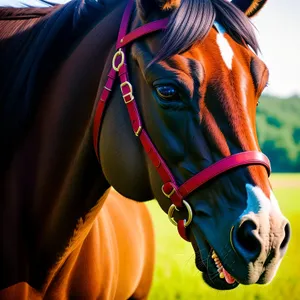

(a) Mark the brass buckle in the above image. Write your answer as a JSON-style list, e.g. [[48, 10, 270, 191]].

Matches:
[[120, 81, 134, 104], [168, 200, 193, 228], [112, 49, 125, 72], [134, 126, 142, 137], [161, 185, 176, 198]]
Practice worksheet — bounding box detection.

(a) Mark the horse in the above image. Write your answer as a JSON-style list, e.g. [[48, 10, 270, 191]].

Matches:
[[0, 0, 291, 298]]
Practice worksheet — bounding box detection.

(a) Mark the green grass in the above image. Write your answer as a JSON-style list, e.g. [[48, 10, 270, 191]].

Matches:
[[146, 174, 300, 300], [270, 173, 300, 179]]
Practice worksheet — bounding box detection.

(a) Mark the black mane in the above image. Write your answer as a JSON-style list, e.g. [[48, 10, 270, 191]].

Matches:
[[154, 0, 259, 62], [0, 0, 105, 171]]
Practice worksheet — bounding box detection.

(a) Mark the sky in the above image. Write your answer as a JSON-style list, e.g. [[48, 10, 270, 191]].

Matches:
[[253, 0, 300, 97], [1, 0, 299, 97]]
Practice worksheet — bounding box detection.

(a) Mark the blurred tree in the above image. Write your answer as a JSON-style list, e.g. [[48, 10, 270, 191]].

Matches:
[[256, 95, 300, 172], [293, 128, 300, 144]]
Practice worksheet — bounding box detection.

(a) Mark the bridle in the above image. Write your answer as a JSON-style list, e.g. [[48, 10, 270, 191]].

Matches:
[[93, 0, 271, 242]]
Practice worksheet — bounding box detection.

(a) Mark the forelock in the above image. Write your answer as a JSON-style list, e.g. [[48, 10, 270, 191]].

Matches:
[[152, 0, 259, 63]]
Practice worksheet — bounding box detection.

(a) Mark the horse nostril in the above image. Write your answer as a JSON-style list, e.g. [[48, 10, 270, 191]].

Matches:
[[237, 220, 260, 252], [232, 220, 262, 262], [280, 222, 291, 252]]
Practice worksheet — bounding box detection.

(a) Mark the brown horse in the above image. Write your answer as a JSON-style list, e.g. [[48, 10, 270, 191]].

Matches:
[[0, 0, 291, 298], [0, 189, 155, 299]]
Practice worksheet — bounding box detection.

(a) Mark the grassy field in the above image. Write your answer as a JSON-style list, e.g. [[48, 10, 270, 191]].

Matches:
[[146, 174, 300, 300]]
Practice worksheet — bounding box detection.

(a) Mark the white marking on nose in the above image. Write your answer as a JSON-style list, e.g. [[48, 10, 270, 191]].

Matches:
[[242, 184, 271, 216], [214, 22, 234, 70], [240, 184, 282, 218]]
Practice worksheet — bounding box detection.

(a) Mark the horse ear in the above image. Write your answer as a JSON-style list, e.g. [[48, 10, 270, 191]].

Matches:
[[231, 0, 268, 17], [136, 0, 181, 21]]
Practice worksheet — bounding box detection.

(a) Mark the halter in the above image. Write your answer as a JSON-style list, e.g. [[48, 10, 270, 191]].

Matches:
[[93, 0, 271, 242]]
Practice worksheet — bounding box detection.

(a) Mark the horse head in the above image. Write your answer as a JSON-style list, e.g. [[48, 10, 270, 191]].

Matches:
[[98, 0, 290, 290]]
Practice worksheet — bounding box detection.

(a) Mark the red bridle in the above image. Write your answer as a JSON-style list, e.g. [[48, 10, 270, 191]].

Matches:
[[93, 0, 271, 241]]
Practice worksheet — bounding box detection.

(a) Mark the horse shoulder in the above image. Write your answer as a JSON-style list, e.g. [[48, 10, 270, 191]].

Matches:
[[41, 189, 154, 299]]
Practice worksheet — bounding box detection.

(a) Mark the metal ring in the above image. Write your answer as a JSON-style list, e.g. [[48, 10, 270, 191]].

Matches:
[[112, 49, 125, 72], [168, 200, 193, 228]]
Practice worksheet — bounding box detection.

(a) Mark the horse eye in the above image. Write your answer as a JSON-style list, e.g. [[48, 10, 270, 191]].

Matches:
[[156, 85, 179, 100]]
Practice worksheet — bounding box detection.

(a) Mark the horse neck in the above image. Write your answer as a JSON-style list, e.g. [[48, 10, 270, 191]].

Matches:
[[0, 1, 127, 289]]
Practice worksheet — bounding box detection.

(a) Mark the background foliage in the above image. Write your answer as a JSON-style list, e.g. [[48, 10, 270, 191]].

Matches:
[[257, 95, 300, 171]]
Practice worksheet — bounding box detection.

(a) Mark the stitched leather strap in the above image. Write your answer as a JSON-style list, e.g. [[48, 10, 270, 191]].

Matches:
[[118, 57, 178, 186], [115, 0, 168, 49], [178, 151, 271, 198], [116, 18, 169, 49], [116, 0, 134, 46]]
